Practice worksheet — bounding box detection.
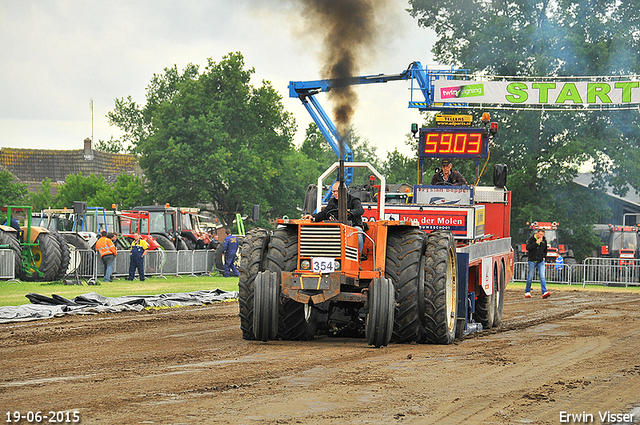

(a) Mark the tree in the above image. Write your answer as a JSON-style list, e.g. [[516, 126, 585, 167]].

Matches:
[[27, 178, 55, 211], [108, 53, 300, 226], [0, 169, 28, 207], [55, 173, 110, 209], [409, 0, 640, 247]]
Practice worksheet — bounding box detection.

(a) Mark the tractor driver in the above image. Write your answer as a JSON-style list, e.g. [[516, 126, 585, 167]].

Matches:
[[302, 181, 366, 255], [431, 158, 467, 186]]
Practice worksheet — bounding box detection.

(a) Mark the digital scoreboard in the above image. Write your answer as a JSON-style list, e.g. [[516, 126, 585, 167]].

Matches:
[[419, 128, 489, 159]]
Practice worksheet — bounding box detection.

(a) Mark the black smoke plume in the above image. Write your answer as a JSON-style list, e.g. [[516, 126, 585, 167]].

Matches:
[[301, 0, 385, 139]]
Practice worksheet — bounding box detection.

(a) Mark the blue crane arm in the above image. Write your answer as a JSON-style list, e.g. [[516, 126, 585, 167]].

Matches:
[[289, 62, 433, 203]]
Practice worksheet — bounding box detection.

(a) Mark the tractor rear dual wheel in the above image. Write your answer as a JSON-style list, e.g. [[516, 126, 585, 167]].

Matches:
[[49, 229, 71, 280], [422, 230, 458, 344], [238, 228, 271, 340], [385, 228, 425, 343]]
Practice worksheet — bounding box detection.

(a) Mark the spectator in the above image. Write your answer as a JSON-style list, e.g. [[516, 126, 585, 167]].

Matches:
[[221, 229, 239, 277], [525, 229, 550, 299], [127, 232, 148, 281], [96, 231, 117, 282]]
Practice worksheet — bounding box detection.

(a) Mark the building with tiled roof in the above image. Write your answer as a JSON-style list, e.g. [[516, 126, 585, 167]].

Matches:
[[0, 139, 142, 185]]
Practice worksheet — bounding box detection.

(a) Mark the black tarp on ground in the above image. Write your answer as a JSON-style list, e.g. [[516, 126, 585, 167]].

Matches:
[[0, 289, 238, 324]]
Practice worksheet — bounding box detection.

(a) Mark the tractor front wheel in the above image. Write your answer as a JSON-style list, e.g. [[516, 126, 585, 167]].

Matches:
[[365, 276, 395, 348], [238, 228, 271, 340], [253, 270, 280, 342], [266, 226, 317, 341]]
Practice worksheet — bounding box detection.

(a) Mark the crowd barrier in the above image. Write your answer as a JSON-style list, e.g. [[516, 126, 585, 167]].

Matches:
[[0, 249, 15, 280], [514, 258, 640, 287], [0, 249, 221, 282], [2, 247, 639, 287]]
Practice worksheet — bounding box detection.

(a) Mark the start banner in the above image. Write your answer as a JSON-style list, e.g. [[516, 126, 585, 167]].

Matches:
[[433, 79, 640, 107]]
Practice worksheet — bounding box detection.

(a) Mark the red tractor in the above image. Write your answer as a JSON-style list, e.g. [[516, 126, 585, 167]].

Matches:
[[120, 210, 166, 251], [594, 224, 640, 265], [177, 207, 218, 250], [516, 221, 575, 266]]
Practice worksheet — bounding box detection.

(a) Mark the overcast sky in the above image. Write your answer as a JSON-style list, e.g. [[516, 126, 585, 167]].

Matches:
[[0, 1, 438, 158]]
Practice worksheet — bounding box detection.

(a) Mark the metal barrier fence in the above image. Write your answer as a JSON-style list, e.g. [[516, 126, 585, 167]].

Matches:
[[0, 249, 15, 280], [514, 258, 640, 287], [0, 249, 220, 282]]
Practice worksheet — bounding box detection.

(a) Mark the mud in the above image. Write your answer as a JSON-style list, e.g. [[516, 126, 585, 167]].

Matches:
[[2, 287, 640, 424]]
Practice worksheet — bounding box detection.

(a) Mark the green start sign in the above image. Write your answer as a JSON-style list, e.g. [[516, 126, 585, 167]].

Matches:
[[433, 79, 640, 108]]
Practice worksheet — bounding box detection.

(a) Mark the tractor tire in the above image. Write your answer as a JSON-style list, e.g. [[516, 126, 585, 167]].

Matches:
[[62, 233, 90, 250], [50, 229, 71, 280], [238, 228, 271, 340], [493, 261, 507, 327], [475, 264, 497, 329], [20, 232, 62, 282], [154, 234, 176, 251], [253, 270, 280, 342], [175, 237, 188, 251], [365, 276, 395, 348], [266, 226, 317, 341], [183, 237, 195, 250], [214, 245, 225, 272], [0, 229, 22, 277], [422, 230, 458, 344], [384, 228, 426, 343], [62, 233, 91, 276]]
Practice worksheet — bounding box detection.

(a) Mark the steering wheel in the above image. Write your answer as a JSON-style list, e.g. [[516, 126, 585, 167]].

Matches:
[[435, 181, 454, 186]]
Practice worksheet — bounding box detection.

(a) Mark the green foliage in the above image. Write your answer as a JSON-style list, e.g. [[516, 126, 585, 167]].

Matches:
[[27, 178, 55, 211], [108, 52, 300, 226], [0, 169, 28, 207], [409, 0, 640, 249], [53, 173, 150, 210], [94, 136, 133, 154]]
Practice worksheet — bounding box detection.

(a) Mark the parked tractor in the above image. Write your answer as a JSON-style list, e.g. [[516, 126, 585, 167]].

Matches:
[[120, 210, 167, 251], [594, 224, 640, 264], [591, 224, 640, 283], [0, 206, 70, 281], [516, 221, 575, 266], [177, 207, 218, 250], [132, 205, 188, 250]]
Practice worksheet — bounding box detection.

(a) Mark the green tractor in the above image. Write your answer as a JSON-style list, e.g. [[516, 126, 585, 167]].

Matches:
[[0, 206, 70, 281]]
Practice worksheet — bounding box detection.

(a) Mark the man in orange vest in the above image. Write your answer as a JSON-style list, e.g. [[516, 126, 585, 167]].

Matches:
[[96, 230, 118, 282]]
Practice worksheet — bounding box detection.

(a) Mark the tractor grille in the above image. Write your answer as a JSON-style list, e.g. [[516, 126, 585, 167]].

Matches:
[[300, 226, 342, 257]]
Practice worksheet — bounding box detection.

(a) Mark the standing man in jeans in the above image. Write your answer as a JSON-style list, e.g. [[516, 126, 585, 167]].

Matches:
[[96, 231, 117, 282], [525, 228, 551, 299]]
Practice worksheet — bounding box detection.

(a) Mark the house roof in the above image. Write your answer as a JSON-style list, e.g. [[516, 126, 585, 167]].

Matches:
[[0, 146, 142, 184], [573, 173, 640, 207]]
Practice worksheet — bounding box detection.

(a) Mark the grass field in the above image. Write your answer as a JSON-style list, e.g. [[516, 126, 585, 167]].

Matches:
[[0, 276, 240, 307], [2, 278, 639, 308]]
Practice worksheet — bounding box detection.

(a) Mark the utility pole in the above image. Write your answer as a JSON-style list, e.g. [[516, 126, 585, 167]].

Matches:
[[89, 98, 94, 142]]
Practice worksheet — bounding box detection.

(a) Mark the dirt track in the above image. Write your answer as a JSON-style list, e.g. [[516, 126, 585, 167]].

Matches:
[[2, 286, 640, 424]]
